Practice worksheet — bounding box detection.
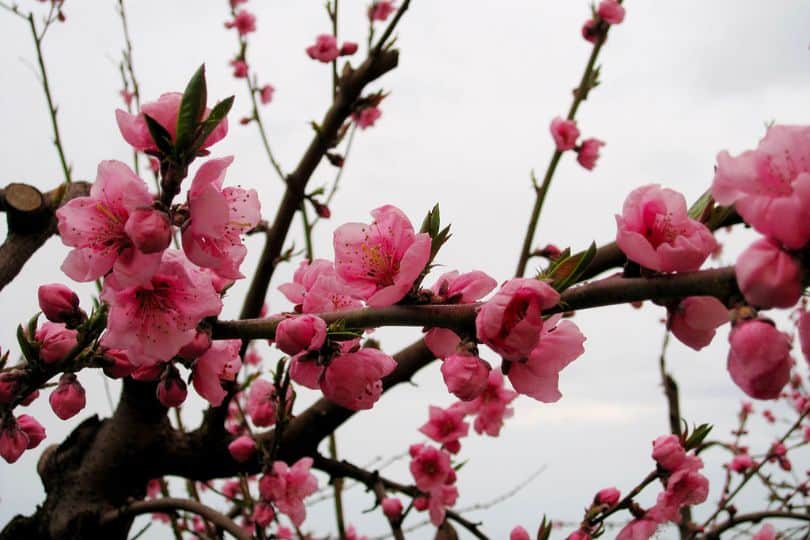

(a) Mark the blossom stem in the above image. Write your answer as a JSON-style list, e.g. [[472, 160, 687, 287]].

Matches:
[[100, 497, 250, 540], [116, 0, 142, 176], [515, 9, 616, 277], [26, 12, 72, 186]]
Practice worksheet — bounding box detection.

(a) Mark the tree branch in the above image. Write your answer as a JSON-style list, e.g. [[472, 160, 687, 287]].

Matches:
[[702, 511, 810, 539]]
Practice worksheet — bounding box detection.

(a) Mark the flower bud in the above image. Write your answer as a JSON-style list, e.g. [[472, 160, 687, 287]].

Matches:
[[0, 420, 28, 464], [594, 487, 621, 507], [16, 414, 46, 449], [735, 237, 802, 309], [49, 373, 86, 420], [157, 367, 188, 408], [35, 322, 78, 364], [339, 41, 358, 56], [37, 283, 83, 325], [441, 354, 490, 401], [228, 435, 256, 463], [382, 497, 403, 520], [253, 502, 275, 528], [275, 315, 327, 356], [124, 207, 172, 254]]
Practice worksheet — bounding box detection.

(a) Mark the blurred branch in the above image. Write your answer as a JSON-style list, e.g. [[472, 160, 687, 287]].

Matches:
[[702, 511, 810, 539]]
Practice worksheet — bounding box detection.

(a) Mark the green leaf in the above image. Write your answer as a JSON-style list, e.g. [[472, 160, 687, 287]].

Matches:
[[684, 423, 713, 450], [688, 189, 713, 220], [542, 242, 597, 292], [17, 324, 36, 363], [143, 113, 174, 156], [175, 64, 208, 156], [536, 516, 552, 540], [194, 95, 234, 153]]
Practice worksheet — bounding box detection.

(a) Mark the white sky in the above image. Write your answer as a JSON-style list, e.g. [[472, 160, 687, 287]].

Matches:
[[1, 1, 810, 539]]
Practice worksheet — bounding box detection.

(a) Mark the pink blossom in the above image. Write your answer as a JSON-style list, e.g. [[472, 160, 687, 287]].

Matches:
[[430, 270, 497, 303], [369, 1, 395, 21], [258, 457, 318, 527], [426, 484, 458, 526], [425, 328, 462, 359], [253, 502, 275, 528], [799, 310, 810, 365], [56, 160, 158, 284], [507, 316, 586, 402], [182, 157, 260, 279], [306, 34, 340, 63], [352, 107, 382, 129], [260, 84, 275, 105], [729, 454, 754, 473], [651, 467, 709, 522], [230, 59, 249, 79], [441, 353, 491, 400], [615, 184, 718, 272], [37, 283, 81, 324], [123, 207, 171, 254], [735, 237, 802, 308], [247, 379, 283, 427], [35, 322, 78, 364], [275, 315, 327, 356], [616, 519, 658, 540], [115, 92, 228, 153], [192, 339, 242, 406], [381, 497, 403, 520], [409, 443, 452, 491], [576, 138, 605, 170], [419, 405, 469, 445], [340, 42, 359, 56], [459, 370, 518, 436], [101, 250, 222, 364], [476, 278, 560, 361], [102, 349, 135, 379], [334, 205, 431, 307], [727, 320, 793, 399], [667, 296, 728, 351], [550, 117, 580, 151], [320, 349, 397, 410], [712, 125, 810, 250], [156, 369, 187, 408], [228, 435, 256, 463], [177, 330, 212, 360], [652, 434, 688, 471], [16, 415, 46, 449], [279, 259, 364, 313], [49, 373, 86, 420], [595, 487, 621, 507], [581, 19, 600, 44], [510, 526, 531, 540], [597, 0, 625, 24], [752, 524, 777, 540], [0, 420, 28, 464], [225, 10, 256, 35], [290, 356, 325, 389]]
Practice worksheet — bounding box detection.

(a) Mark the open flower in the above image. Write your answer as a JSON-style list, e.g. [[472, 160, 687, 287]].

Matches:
[[182, 157, 261, 279], [333, 205, 431, 307], [616, 184, 717, 272]]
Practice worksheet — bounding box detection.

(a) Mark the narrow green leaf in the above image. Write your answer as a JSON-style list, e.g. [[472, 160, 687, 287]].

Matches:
[[175, 64, 208, 156], [194, 95, 234, 153], [685, 423, 713, 450], [17, 324, 36, 363], [143, 113, 174, 156]]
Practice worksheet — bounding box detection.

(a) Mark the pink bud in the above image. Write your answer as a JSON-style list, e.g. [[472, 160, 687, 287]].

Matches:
[[306, 34, 340, 63], [550, 117, 580, 151], [260, 84, 275, 105], [381, 497, 403, 520], [20, 390, 39, 406], [368, 1, 396, 22], [340, 41, 358, 56], [124, 208, 172, 254], [49, 373, 86, 420], [0, 420, 28, 464], [735, 237, 802, 309], [275, 315, 327, 356], [35, 322, 78, 364], [102, 349, 135, 379], [652, 434, 687, 471], [157, 369, 188, 408], [581, 19, 600, 44], [668, 296, 728, 351], [253, 502, 275, 528], [595, 486, 621, 507], [413, 497, 428, 511], [576, 138, 605, 170], [441, 354, 490, 401], [729, 454, 754, 473], [510, 526, 530, 540], [597, 0, 625, 25], [37, 283, 81, 324], [230, 59, 249, 79], [0, 373, 18, 404], [228, 435, 256, 463], [16, 414, 46, 449], [728, 320, 793, 400]]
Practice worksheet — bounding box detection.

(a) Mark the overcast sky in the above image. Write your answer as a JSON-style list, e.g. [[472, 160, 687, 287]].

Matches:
[[1, 1, 810, 539]]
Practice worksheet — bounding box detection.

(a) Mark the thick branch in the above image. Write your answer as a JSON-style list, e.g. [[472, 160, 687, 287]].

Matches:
[[239, 48, 399, 320], [0, 181, 90, 292], [214, 266, 740, 341]]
